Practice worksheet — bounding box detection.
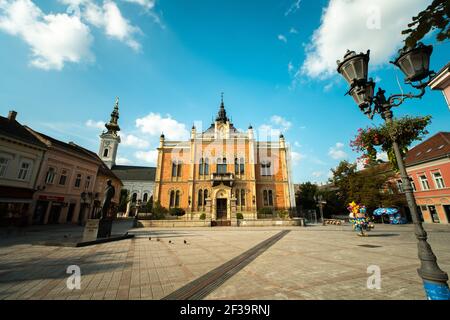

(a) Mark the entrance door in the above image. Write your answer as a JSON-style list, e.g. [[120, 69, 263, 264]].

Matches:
[[216, 199, 227, 220], [66, 203, 76, 223], [48, 205, 62, 224], [33, 201, 48, 225]]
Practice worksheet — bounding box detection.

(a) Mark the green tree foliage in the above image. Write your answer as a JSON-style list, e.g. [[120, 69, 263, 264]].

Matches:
[[329, 161, 407, 216], [402, 0, 449, 48], [295, 182, 318, 210]]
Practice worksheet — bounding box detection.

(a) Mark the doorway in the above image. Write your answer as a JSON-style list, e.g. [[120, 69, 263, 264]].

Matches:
[[443, 205, 450, 223], [48, 204, 62, 224], [66, 203, 76, 223], [216, 199, 227, 220]]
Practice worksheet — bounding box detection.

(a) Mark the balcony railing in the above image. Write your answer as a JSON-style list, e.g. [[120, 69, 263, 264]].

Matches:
[[211, 172, 235, 187]]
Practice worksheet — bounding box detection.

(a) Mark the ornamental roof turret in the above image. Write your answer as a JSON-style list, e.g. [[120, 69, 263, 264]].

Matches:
[[215, 92, 229, 123], [105, 97, 120, 134]]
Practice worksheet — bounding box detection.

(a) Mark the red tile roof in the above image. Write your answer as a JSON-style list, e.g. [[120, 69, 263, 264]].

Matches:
[[405, 132, 450, 166]]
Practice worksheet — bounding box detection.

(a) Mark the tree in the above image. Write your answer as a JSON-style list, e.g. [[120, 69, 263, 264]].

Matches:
[[402, 0, 449, 48], [118, 189, 130, 213], [296, 182, 318, 210]]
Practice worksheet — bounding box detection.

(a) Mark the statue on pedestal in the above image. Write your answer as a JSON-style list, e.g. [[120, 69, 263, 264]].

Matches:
[[101, 179, 115, 219]]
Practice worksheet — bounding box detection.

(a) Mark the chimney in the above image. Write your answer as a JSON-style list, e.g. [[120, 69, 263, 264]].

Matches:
[[8, 110, 17, 121]]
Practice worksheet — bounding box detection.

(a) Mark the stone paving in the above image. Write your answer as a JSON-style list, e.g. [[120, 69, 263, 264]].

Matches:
[[0, 222, 449, 300]]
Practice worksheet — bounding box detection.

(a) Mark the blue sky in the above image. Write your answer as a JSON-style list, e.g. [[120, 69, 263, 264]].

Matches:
[[0, 0, 449, 183]]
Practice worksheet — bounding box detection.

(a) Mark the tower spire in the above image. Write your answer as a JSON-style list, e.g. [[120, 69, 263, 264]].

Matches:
[[216, 92, 229, 123], [105, 96, 120, 134]]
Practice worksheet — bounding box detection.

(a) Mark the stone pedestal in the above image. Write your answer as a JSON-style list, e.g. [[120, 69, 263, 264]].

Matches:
[[83, 219, 99, 242], [97, 219, 113, 238]]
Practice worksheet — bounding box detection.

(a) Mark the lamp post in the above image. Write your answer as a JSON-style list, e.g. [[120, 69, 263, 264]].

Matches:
[[336, 43, 449, 300], [314, 194, 325, 225]]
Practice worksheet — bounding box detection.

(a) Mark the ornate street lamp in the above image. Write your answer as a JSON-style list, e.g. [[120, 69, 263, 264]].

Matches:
[[337, 42, 449, 300]]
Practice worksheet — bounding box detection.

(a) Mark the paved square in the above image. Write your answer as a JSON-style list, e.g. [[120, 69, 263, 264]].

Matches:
[[0, 222, 449, 300]]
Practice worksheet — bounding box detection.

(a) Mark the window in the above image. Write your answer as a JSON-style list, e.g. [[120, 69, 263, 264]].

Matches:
[[235, 158, 245, 175], [396, 180, 404, 193], [132, 193, 137, 203], [268, 190, 273, 206], [59, 170, 68, 185], [204, 158, 209, 175], [236, 189, 240, 205], [203, 189, 208, 206], [85, 176, 91, 189], [175, 191, 180, 207], [18, 162, 31, 180], [261, 161, 272, 176], [0, 157, 9, 177], [217, 158, 227, 174], [103, 148, 109, 157], [409, 177, 416, 192], [170, 191, 175, 208], [74, 174, 82, 188], [198, 189, 203, 207], [432, 172, 445, 189], [45, 167, 56, 184], [419, 175, 430, 190], [241, 189, 246, 206], [172, 161, 182, 177], [143, 193, 148, 202], [199, 158, 204, 176]]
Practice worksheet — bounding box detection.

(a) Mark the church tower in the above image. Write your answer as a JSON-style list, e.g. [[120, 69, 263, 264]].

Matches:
[[99, 97, 121, 169]]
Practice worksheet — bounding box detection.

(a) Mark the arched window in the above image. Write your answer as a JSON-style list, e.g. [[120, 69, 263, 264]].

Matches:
[[263, 190, 268, 206], [240, 157, 245, 175], [234, 158, 239, 175], [175, 191, 180, 207], [198, 189, 203, 207], [268, 190, 274, 206], [143, 193, 148, 202], [241, 189, 246, 206], [217, 157, 227, 174], [169, 191, 175, 208], [199, 158, 204, 176], [204, 158, 209, 175], [103, 148, 109, 157], [261, 161, 272, 176], [203, 189, 208, 206], [132, 193, 137, 203], [171, 162, 177, 177], [177, 162, 182, 177]]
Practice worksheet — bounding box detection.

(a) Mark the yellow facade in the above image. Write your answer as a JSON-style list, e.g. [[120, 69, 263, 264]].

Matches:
[[153, 102, 295, 221]]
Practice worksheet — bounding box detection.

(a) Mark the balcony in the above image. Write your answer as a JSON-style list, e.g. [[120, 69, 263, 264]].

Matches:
[[211, 172, 235, 187]]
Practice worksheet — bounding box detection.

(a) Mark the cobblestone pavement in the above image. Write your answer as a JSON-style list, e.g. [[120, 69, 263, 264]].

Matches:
[[0, 223, 449, 300]]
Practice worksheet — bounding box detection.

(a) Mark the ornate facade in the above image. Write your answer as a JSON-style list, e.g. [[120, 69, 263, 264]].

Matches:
[[153, 98, 296, 222]]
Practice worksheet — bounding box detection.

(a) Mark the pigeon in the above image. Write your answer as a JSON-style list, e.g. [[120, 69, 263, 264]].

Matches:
[[184, 240, 187, 244], [149, 237, 152, 240], [169, 240, 172, 244]]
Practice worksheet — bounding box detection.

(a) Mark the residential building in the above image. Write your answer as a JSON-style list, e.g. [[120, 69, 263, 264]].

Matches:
[[405, 132, 450, 224], [429, 62, 450, 110], [26, 129, 103, 225], [0, 111, 47, 226]]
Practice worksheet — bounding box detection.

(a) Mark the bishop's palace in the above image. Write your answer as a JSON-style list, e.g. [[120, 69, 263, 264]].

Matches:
[[98, 97, 296, 223]]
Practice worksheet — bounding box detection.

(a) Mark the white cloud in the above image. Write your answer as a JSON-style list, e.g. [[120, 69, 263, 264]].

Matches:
[[291, 151, 305, 165], [136, 112, 189, 140], [85, 119, 104, 129], [301, 0, 427, 79], [285, 0, 302, 16], [277, 34, 287, 43], [328, 142, 347, 160], [289, 27, 298, 34], [0, 0, 93, 70], [123, 0, 155, 10], [135, 150, 157, 165], [312, 171, 324, 178], [270, 115, 292, 131], [288, 61, 294, 74], [121, 133, 150, 149], [116, 156, 132, 165]]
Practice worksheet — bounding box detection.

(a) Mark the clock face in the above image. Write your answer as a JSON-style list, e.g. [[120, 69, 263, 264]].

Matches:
[[104, 141, 111, 147]]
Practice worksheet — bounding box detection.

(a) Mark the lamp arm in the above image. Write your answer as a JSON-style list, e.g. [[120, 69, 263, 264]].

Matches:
[[387, 85, 426, 107]]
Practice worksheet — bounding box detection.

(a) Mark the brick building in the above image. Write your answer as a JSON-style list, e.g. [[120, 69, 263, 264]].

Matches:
[[153, 98, 296, 223]]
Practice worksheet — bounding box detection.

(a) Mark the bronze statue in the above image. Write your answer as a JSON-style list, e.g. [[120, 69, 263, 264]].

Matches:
[[101, 179, 115, 219]]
